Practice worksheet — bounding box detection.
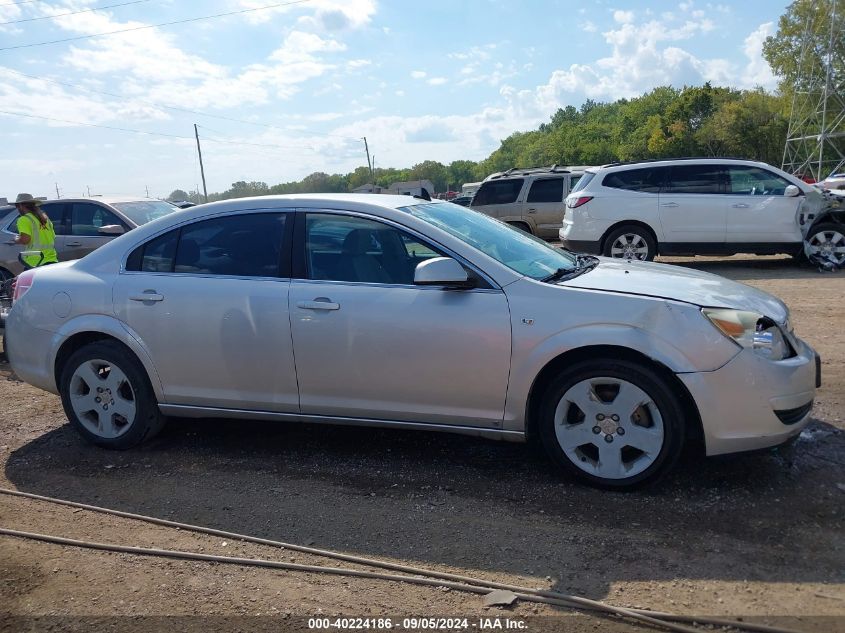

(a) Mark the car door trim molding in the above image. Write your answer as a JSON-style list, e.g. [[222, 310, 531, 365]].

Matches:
[[159, 404, 525, 441]]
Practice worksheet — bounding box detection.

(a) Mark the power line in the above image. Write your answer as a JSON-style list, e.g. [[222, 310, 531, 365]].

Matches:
[[0, 0, 312, 51], [0, 0, 41, 6], [0, 109, 320, 153], [1, 67, 364, 142], [0, 0, 152, 25]]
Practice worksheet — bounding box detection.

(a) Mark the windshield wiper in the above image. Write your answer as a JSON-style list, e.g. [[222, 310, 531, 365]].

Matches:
[[541, 255, 598, 283]]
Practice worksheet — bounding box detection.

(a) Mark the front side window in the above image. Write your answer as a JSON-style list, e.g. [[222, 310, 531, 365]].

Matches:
[[526, 178, 564, 203], [304, 214, 444, 285], [402, 202, 577, 280], [664, 165, 723, 194], [126, 213, 286, 277], [726, 166, 791, 196], [71, 203, 126, 236], [471, 179, 524, 206], [602, 167, 666, 193]]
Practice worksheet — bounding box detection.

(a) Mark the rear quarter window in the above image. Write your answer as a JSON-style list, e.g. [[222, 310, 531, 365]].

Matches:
[[472, 179, 524, 206], [602, 167, 666, 193]]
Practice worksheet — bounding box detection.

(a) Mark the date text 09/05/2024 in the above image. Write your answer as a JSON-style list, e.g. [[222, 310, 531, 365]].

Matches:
[[308, 617, 528, 630]]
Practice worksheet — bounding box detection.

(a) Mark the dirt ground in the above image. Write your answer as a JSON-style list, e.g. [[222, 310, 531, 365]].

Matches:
[[0, 255, 843, 633]]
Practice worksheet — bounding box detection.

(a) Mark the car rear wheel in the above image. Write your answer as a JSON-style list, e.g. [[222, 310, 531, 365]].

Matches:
[[538, 359, 685, 489], [805, 223, 845, 266], [59, 340, 165, 449], [603, 225, 656, 261]]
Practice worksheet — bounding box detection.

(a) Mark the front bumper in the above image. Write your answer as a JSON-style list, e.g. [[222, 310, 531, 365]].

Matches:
[[679, 337, 818, 456]]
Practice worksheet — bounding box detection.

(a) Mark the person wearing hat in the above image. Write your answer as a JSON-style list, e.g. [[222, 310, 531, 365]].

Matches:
[[12, 193, 58, 269]]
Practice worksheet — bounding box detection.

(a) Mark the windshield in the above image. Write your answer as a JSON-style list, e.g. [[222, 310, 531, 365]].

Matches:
[[400, 202, 577, 279], [112, 200, 180, 226]]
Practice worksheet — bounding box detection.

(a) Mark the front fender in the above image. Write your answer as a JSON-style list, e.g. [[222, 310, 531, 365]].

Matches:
[[49, 314, 165, 401], [502, 295, 739, 431]]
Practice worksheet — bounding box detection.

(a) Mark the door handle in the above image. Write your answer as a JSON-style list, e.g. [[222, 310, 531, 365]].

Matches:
[[297, 298, 340, 311], [129, 293, 164, 302], [527, 208, 537, 213], [660, 202, 679, 208], [731, 203, 750, 208], [65, 241, 82, 246]]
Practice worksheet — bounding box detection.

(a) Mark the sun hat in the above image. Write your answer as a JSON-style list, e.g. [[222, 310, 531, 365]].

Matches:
[[14, 193, 41, 206]]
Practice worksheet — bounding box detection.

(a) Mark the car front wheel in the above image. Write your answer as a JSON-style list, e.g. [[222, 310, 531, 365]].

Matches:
[[539, 359, 685, 489], [603, 225, 656, 261], [59, 340, 166, 449], [805, 223, 845, 266]]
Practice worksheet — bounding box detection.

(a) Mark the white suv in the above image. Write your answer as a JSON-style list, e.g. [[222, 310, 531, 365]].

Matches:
[[560, 158, 840, 262], [470, 166, 587, 238]]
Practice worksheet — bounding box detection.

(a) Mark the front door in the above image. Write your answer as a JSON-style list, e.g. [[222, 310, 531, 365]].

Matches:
[[289, 212, 512, 428], [658, 164, 726, 246], [113, 211, 298, 412], [64, 202, 129, 260], [723, 165, 803, 243]]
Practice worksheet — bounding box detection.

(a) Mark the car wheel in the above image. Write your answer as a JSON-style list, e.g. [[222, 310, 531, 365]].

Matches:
[[603, 225, 656, 261], [538, 359, 685, 489], [805, 223, 845, 266], [59, 340, 166, 449]]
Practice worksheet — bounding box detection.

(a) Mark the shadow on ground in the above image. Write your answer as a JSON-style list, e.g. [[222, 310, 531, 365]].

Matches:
[[5, 415, 844, 599]]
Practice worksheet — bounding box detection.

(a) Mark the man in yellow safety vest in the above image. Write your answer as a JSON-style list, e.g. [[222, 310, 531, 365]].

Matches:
[[12, 193, 58, 269]]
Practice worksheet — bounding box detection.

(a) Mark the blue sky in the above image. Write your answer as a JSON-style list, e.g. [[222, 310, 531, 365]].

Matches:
[[1, 0, 788, 199]]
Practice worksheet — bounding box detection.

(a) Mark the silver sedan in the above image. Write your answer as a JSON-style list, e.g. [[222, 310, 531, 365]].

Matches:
[[5, 194, 819, 488]]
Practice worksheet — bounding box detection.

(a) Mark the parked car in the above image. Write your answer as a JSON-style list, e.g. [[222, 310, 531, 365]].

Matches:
[[0, 197, 181, 280], [451, 196, 473, 207], [561, 158, 844, 264], [470, 166, 587, 238], [6, 194, 819, 488], [818, 173, 845, 191]]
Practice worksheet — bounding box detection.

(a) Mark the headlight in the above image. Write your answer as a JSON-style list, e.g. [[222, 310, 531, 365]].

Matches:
[[702, 309, 792, 360]]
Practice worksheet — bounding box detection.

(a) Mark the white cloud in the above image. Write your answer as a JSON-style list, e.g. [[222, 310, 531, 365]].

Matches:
[[239, 0, 376, 29], [427, 77, 447, 85], [411, 70, 427, 79], [583, 21, 598, 33], [613, 10, 635, 24], [738, 22, 777, 89]]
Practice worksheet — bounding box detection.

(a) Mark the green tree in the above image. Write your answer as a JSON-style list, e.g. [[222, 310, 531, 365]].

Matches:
[[167, 189, 189, 201], [763, 0, 845, 93]]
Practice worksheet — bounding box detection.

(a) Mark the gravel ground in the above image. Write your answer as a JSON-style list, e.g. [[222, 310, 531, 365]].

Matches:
[[0, 255, 843, 633]]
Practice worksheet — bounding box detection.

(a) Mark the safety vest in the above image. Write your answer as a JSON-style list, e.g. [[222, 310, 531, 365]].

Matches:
[[18, 212, 58, 268]]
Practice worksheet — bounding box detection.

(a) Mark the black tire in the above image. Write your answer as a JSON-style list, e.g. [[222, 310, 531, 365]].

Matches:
[[59, 340, 166, 449], [538, 359, 686, 490], [804, 222, 845, 267], [602, 225, 657, 261], [507, 221, 533, 234]]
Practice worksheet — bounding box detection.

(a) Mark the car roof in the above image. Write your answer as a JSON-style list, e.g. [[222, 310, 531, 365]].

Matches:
[[190, 193, 438, 214], [590, 157, 773, 172], [483, 165, 586, 181]]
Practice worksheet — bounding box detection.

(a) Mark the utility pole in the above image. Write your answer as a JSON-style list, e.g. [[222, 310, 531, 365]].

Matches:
[[55, 183, 60, 199], [194, 123, 209, 203], [363, 137, 373, 184], [87, 185, 91, 197], [145, 185, 150, 198]]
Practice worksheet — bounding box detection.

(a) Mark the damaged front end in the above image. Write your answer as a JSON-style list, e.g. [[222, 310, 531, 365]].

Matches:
[[801, 189, 845, 269]]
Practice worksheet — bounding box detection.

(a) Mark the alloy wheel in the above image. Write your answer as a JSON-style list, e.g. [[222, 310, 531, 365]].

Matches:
[[69, 358, 137, 439], [807, 229, 845, 265], [610, 233, 649, 260], [553, 377, 664, 479]]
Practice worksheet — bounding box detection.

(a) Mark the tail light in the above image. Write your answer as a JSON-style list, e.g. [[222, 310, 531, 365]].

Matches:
[[13, 269, 37, 303], [566, 196, 593, 209]]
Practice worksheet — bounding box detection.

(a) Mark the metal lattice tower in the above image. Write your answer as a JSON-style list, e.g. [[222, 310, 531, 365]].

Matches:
[[782, 0, 845, 181]]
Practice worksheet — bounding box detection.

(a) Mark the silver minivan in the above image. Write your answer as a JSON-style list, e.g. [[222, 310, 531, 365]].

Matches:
[[470, 166, 588, 238], [0, 196, 180, 280]]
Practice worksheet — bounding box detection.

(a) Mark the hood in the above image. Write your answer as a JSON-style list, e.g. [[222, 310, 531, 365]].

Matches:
[[560, 258, 788, 322]]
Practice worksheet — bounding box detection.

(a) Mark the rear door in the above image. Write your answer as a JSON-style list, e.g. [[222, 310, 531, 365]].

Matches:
[[63, 202, 130, 260], [658, 164, 726, 247], [524, 176, 566, 238], [723, 165, 803, 243], [113, 210, 298, 411]]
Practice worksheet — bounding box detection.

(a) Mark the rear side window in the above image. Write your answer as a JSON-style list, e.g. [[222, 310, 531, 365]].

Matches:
[[571, 172, 594, 193], [472, 179, 524, 206], [664, 165, 723, 194], [126, 213, 287, 277], [41, 203, 68, 235], [602, 167, 666, 193], [526, 178, 564, 203]]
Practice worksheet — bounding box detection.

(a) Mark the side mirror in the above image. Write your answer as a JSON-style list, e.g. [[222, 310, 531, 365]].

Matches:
[[98, 224, 125, 235], [414, 257, 475, 289], [784, 185, 801, 197]]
